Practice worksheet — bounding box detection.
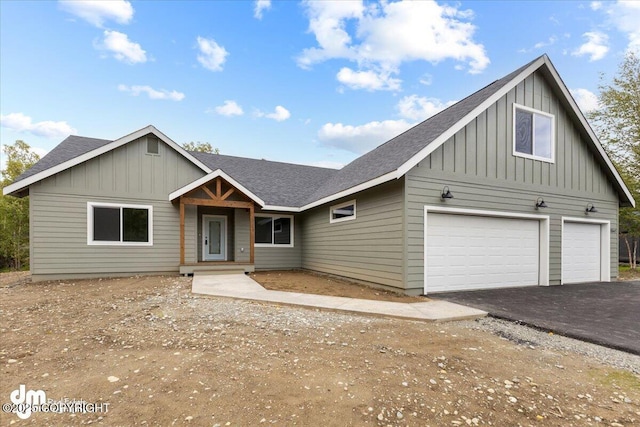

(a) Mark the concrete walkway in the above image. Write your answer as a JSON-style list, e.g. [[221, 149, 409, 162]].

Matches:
[[191, 273, 486, 322]]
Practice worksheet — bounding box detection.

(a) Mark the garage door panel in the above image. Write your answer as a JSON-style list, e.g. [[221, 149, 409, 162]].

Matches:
[[426, 214, 540, 293], [563, 222, 601, 284]]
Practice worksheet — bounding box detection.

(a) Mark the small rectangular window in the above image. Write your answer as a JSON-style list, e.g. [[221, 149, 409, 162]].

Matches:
[[88, 202, 153, 245], [513, 104, 555, 163], [254, 215, 294, 247], [147, 137, 159, 154], [330, 200, 356, 223]]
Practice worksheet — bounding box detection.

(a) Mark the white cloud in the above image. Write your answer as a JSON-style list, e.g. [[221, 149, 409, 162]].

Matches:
[[196, 37, 228, 72], [396, 95, 455, 121], [298, 0, 489, 76], [318, 119, 413, 154], [419, 73, 433, 86], [254, 0, 271, 19], [257, 105, 291, 122], [118, 84, 185, 101], [590, 1, 603, 11], [59, 0, 133, 27], [572, 31, 609, 61], [336, 67, 401, 91], [570, 88, 599, 113], [214, 100, 244, 117], [0, 113, 77, 139], [98, 30, 147, 64], [605, 1, 640, 53]]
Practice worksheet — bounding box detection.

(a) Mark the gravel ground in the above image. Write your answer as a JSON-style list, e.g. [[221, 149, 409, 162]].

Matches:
[[465, 317, 640, 374], [1, 275, 639, 426]]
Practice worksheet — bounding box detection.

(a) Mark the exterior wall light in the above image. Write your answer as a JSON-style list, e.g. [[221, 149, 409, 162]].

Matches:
[[535, 197, 548, 209], [586, 203, 598, 214], [441, 186, 453, 200]]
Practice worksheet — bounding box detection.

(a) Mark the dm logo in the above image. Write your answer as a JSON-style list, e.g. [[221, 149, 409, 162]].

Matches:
[[10, 384, 46, 419]]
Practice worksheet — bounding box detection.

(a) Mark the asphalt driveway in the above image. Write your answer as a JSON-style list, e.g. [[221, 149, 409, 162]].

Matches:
[[434, 281, 640, 355]]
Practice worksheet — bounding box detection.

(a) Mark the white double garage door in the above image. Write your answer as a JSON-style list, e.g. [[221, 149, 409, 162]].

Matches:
[[424, 208, 609, 293]]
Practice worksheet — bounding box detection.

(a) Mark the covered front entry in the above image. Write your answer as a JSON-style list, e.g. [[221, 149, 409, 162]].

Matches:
[[424, 206, 549, 294], [170, 170, 265, 273]]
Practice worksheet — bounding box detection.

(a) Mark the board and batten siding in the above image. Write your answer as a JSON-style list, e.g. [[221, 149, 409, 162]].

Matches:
[[405, 70, 619, 293], [301, 180, 405, 290], [29, 136, 206, 280], [254, 211, 302, 270]]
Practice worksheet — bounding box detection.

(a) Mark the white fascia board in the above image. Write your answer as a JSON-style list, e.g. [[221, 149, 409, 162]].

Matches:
[[261, 205, 301, 212], [396, 57, 546, 178], [543, 63, 636, 208], [3, 125, 212, 196], [299, 170, 399, 211], [169, 169, 265, 207]]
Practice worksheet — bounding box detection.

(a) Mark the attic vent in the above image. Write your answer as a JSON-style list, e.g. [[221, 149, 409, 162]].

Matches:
[[147, 137, 159, 155]]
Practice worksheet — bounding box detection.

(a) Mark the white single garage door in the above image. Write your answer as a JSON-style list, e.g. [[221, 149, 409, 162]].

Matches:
[[562, 222, 601, 284], [426, 213, 540, 293]]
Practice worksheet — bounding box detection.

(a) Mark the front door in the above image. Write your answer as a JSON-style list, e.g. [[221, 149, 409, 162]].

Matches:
[[203, 215, 226, 261]]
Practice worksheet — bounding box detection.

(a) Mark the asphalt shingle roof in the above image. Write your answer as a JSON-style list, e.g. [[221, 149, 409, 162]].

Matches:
[[14, 135, 111, 182], [301, 58, 537, 205], [9, 56, 549, 208], [190, 152, 338, 207]]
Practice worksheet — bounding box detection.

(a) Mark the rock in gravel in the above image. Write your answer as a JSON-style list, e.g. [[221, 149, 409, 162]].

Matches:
[[108, 376, 119, 382]]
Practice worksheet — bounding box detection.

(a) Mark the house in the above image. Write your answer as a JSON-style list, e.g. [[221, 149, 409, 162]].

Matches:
[[3, 54, 635, 295]]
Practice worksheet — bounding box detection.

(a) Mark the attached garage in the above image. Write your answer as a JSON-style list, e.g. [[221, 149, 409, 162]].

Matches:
[[424, 207, 549, 294], [562, 219, 610, 284]]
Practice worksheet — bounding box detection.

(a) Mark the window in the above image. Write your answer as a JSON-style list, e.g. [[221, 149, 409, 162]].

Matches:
[[88, 202, 153, 245], [513, 104, 554, 162], [255, 215, 293, 247], [330, 200, 356, 223], [147, 137, 159, 155]]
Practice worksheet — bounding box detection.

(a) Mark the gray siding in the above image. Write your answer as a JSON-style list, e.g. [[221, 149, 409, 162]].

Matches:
[[29, 136, 205, 278], [234, 209, 250, 263], [405, 70, 620, 292], [254, 212, 302, 270], [300, 180, 405, 290]]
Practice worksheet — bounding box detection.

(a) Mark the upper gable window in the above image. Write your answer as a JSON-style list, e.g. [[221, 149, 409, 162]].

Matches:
[[147, 137, 159, 155], [513, 104, 555, 163], [330, 200, 356, 223]]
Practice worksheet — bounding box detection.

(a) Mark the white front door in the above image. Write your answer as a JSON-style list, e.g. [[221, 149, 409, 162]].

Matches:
[[203, 215, 226, 261]]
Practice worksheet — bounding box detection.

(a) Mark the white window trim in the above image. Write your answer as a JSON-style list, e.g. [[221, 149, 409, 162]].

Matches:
[[513, 103, 556, 164], [87, 202, 153, 246], [330, 199, 357, 224], [254, 214, 294, 248]]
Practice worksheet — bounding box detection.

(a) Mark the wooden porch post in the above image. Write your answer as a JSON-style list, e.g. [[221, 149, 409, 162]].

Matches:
[[180, 197, 185, 265], [249, 204, 255, 264]]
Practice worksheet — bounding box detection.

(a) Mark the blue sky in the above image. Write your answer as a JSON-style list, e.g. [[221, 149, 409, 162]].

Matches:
[[1, 1, 639, 171]]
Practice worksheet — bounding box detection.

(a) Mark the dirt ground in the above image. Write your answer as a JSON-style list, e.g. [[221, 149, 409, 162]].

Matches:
[[1, 274, 639, 426], [251, 270, 425, 303]]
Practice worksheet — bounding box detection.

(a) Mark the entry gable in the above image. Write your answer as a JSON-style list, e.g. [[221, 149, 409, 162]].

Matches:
[[169, 169, 265, 207]]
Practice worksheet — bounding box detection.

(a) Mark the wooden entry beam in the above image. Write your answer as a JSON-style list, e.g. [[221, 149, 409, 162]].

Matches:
[[179, 197, 185, 265], [249, 204, 255, 264]]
